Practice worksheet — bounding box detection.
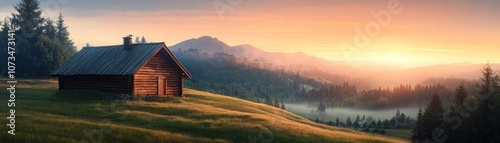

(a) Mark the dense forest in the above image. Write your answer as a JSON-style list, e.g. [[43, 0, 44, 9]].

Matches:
[[173, 48, 323, 101], [0, 0, 76, 77], [297, 82, 460, 109], [412, 64, 500, 142]]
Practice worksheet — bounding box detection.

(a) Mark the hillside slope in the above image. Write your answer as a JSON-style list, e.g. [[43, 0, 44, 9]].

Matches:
[[0, 79, 407, 143]]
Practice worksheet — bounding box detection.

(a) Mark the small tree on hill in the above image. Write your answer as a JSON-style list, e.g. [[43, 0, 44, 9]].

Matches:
[[280, 101, 286, 110], [273, 98, 280, 108]]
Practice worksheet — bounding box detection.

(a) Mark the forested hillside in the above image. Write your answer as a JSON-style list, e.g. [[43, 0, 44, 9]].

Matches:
[[173, 49, 323, 102]]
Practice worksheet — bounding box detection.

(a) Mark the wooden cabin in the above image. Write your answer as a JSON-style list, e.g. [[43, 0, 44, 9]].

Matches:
[[50, 36, 192, 97]]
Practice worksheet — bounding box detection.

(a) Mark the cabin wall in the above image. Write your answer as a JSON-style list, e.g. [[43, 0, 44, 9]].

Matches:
[[58, 75, 132, 93], [134, 49, 183, 97]]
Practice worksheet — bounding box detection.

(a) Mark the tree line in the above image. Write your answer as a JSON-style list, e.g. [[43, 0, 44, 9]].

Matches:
[[412, 64, 500, 143], [313, 109, 415, 135], [297, 81, 457, 109], [0, 0, 76, 77]]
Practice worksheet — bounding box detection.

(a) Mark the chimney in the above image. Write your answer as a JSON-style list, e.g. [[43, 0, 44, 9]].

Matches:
[[123, 35, 133, 50]]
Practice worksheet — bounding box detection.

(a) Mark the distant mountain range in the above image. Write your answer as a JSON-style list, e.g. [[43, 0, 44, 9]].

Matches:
[[170, 36, 500, 89]]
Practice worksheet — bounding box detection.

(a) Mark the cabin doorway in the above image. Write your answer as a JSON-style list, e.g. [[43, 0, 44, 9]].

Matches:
[[157, 76, 166, 96]]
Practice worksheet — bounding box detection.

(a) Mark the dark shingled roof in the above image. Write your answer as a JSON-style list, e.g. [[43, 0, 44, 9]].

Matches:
[[50, 42, 192, 78]]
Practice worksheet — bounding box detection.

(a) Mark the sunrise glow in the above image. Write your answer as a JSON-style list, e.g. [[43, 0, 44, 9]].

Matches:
[[1, 0, 498, 67]]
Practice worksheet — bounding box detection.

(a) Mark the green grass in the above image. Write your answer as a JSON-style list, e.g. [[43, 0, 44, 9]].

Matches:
[[385, 129, 413, 140], [0, 78, 408, 143]]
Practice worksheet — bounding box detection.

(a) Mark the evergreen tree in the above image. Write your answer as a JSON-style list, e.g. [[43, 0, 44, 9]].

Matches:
[[39, 19, 61, 73], [398, 113, 406, 123], [280, 101, 286, 110], [335, 117, 340, 126], [354, 121, 360, 128], [412, 107, 425, 142], [56, 12, 76, 63], [382, 119, 390, 129], [346, 116, 352, 127], [141, 36, 147, 43], [370, 120, 376, 128], [273, 98, 280, 108], [390, 117, 396, 126], [494, 74, 500, 143], [0, 18, 10, 76], [11, 0, 44, 76], [396, 109, 401, 119], [317, 102, 326, 113], [444, 84, 469, 142], [355, 114, 360, 123], [376, 119, 382, 128], [471, 64, 498, 142], [422, 92, 445, 141]]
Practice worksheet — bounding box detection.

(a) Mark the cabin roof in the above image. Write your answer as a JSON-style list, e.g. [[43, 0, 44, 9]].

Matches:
[[50, 42, 192, 78]]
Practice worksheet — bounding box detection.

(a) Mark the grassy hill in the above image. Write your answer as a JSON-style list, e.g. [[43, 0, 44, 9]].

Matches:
[[0, 79, 407, 143]]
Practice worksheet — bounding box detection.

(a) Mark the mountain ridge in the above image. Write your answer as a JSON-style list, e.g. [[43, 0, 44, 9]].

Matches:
[[169, 35, 499, 88]]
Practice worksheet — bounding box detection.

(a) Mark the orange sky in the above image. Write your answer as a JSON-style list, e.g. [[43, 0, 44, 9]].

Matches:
[[1, 0, 499, 67]]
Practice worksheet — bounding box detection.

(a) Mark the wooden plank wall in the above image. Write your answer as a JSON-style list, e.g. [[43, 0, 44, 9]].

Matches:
[[134, 49, 183, 97], [59, 75, 132, 93]]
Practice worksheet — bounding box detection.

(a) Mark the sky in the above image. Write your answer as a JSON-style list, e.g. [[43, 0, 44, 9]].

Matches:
[[1, 0, 499, 67]]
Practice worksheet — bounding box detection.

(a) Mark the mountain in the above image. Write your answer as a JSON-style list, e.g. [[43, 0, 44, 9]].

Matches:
[[170, 36, 499, 89], [0, 79, 406, 143], [170, 36, 231, 53], [170, 36, 357, 83]]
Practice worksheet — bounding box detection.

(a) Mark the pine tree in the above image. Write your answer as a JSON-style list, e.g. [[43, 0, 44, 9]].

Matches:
[[444, 84, 469, 143], [471, 64, 498, 142], [412, 107, 425, 142], [354, 121, 360, 128], [11, 0, 44, 76], [273, 98, 280, 108], [494, 74, 500, 143], [376, 119, 382, 128], [396, 109, 401, 119], [56, 13, 76, 63], [280, 101, 286, 110], [335, 117, 340, 126], [39, 19, 62, 73], [382, 119, 390, 129], [398, 113, 406, 123], [370, 120, 376, 128], [0, 18, 10, 76], [346, 116, 352, 127], [422, 92, 445, 141], [141, 36, 147, 43], [317, 102, 326, 113], [355, 114, 360, 124]]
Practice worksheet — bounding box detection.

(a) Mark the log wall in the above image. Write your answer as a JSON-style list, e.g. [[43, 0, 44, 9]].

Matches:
[[58, 75, 132, 94], [134, 49, 183, 97]]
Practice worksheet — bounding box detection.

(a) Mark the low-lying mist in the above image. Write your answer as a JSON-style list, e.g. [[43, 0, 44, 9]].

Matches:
[[285, 103, 419, 122]]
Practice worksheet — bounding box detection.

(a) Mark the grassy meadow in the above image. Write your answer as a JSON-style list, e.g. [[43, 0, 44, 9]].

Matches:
[[0, 78, 408, 143]]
